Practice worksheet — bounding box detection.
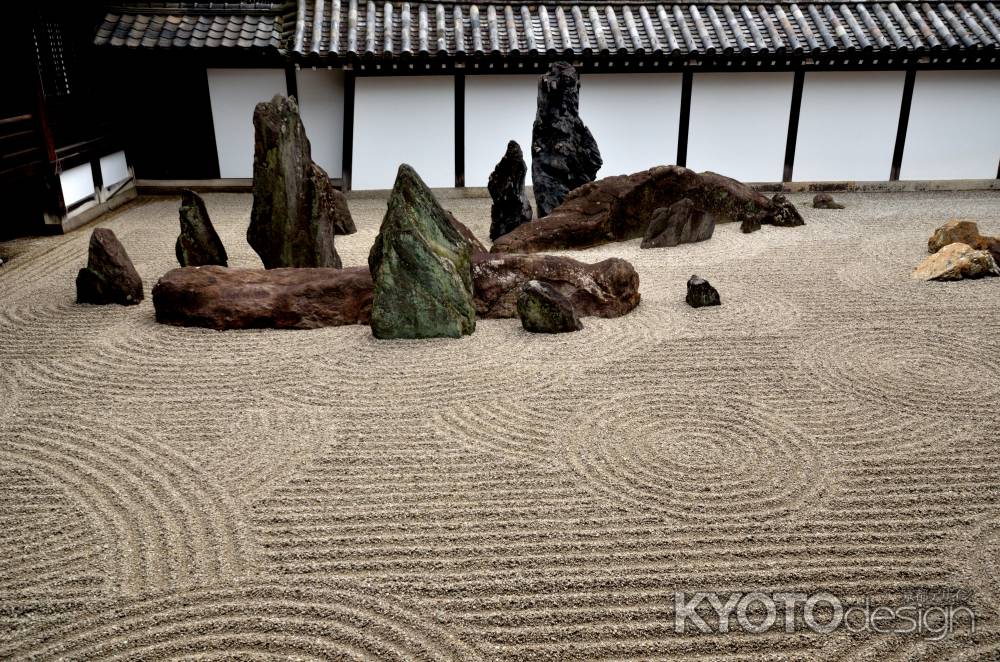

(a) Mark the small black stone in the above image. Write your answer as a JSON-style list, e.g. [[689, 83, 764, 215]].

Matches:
[[812, 192, 845, 209], [686, 275, 720, 308]]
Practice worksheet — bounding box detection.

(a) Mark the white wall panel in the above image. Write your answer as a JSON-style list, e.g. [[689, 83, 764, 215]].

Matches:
[[99, 151, 130, 187], [465, 75, 537, 187], [60, 163, 94, 206], [207, 68, 286, 178], [795, 72, 904, 182], [581, 73, 682, 177], [901, 70, 1000, 180], [687, 72, 793, 182], [296, 68, 345, 178], [354, 76, 454, 189]]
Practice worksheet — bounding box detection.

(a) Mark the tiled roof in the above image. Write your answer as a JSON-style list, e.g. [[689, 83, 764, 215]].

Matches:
[[94, 3, 284, 48], [292, 1, 1000, 58]]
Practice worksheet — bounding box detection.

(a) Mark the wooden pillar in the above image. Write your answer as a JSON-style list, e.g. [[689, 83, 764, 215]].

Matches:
[[676, 71, 692, 167], [890, 68, 917, 181], [454, 70, 465, 188], [342, 68, 355, 191], [285, 63, 299, 100], [90, 159, 105, 204], [782, 70, 805, 183]]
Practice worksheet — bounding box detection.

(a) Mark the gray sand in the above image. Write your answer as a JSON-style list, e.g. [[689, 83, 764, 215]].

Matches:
[[1, 190, 999, 659]]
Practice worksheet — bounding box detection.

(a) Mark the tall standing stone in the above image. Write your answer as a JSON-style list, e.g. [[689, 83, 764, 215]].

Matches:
[[176, 189, 228, 267], [531, 62, 602, 218], [368, 164, 476, 339], [76, 228, 144, 305], [488, 140, 533, 240], [247, 95, 355, 270]]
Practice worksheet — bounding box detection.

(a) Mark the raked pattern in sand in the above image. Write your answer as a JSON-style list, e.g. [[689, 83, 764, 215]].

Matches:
[[1, 190, 999, 660]]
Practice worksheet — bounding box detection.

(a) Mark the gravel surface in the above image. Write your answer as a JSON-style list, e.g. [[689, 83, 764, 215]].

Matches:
[[1, 190, 999, 659]]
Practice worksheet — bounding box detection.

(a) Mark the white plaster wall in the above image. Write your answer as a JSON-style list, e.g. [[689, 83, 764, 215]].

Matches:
[[465, 75, 537, 187], [794, 72, 905, 182], [99, 151, 130, 187], [207, 68, 287, 178], [901, 70, 1000, 180], [353, 76, 454, 189], [581, 73, 682, 177], [687, 72, 793, 182], [60, 162, 94, 206], [296, 68, 344, 178]]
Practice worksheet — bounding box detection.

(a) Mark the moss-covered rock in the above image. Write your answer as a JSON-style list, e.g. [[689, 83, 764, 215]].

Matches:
[[368, 165, 476, 339], [517, 280, 583, 333]]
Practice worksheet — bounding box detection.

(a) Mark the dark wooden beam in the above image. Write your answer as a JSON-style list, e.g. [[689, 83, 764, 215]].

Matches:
[[782, 70, 805, 183], [890, 68, 917, 181], [454, 71, 465, 188], [676, 71, 692, 167], [342, 69, 356, 191], [285, 63, 299, 100], [90, 159, 105, 202]]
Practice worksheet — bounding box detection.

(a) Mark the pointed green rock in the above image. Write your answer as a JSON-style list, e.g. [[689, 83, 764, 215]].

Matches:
[[368, 165, 476, 339]]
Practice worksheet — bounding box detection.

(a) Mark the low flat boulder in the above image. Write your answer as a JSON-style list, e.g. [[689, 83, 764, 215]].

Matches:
[[928, 220, 1000, 263], [472, 252, 639, 319], [76, 228, 144, 306], [641, 198, 715, 249], [686, 275, 721, 307], [518, 280, 583, 333], [176, 189, 228, 267], [491, 166, 798, 253], [152, 265, 373, 330], [813, 192, 845, 209], [913, 242, 1000, 281]]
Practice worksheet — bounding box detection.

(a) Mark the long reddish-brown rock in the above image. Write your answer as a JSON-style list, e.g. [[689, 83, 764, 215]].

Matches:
[[472, 253, 640, 318], [491, 165, 788, 253], [152, 265, 373, 330]]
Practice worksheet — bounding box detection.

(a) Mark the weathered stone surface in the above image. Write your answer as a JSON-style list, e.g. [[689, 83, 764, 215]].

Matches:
[[492, 166, 794, 253], [76, 228, 144, 306], [531, 62, 602, 218], [517, 280, 583, 333], [368, 164, 476, 339], [928, 220, 1000, 263], [152, 266, 373, 329], [247, 95, 354, 269], [472, 253, 640, 319], [446, 210, 488, 255], [769, 194, 806, 228], [912, 242, 1000, 281], [176, 189, 228, 267], [686, 275, 721, 307], [488, 140, 533, 240], [641, 198, 715, 249], [813, 192, 845, 209]]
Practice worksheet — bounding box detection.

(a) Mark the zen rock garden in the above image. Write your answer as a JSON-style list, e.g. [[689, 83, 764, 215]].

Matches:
[[72, 62, 993, 338]]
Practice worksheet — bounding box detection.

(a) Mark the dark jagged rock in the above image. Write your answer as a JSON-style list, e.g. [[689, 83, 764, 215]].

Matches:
[[176, 189, 228, 267], [472, 253, 640, 319], [368, 164, 476, 339], [488, 140, 533, 240], [928, 219, 1000, 264], [247, 95, 354, 270], [641, 198, 715, 249], [517, 280, 583, 333], [813, 192, 845, 209], [76, 228, 144, 306], [686, 275, 721, 308], [152, 265, 373, 329], [492, 166, 794, 253], [531, 62, 602, 218], [446, 210, 488, 255], [769, 194, 806, 227]]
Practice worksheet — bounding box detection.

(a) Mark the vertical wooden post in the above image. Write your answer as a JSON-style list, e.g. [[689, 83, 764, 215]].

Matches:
[[285, 62, 299, 100], [782, 70, 805, 183], [890, 68, 916, 182], [342, 68, 355, 191], [90, 159, 105, 204], [676, 71, 692, 167], [454, 70, 466, 188]]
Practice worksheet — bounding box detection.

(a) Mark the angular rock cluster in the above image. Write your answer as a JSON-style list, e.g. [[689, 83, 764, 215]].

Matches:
[[927, 219, 1000, 263], [247, 95, 355, 270], [531, 62, 602, 218], [914, 220, 1000, 281]]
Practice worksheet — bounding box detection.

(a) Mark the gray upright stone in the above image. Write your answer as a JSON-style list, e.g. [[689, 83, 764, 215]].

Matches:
[[488, 140, 533, 240], [76, 228, 144, 306], [176, 189, 228, 267]]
